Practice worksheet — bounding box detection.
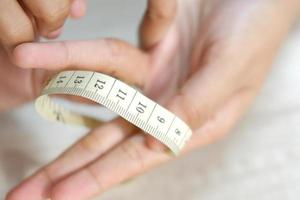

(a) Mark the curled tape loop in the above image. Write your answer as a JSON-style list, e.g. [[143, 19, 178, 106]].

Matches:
[[35, 70, 192, 155]]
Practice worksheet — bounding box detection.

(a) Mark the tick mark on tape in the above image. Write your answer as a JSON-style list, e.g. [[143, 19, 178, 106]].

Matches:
[[35, 70, 191, 155]]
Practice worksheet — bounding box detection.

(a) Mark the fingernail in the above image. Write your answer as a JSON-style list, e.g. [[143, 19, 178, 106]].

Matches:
[[70, 0, 87, 19], [47, 28, 62, 39]]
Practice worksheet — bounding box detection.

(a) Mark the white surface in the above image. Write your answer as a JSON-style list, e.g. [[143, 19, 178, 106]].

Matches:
[[1, 1, 300, 199]]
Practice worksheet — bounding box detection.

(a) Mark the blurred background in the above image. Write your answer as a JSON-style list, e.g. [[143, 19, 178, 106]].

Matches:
[[1, 0, 300, 199]]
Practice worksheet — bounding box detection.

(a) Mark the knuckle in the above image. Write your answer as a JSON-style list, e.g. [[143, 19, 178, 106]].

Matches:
[[78, 133, 102, 152], [85, 166, 102, 188], [102, 38, 126, 70], [42, 167, 55, 184], [170, 94, 210, 129], [39, 3, 70, 28], [120, 140, 145, 169], [51, 182, 73, 200], [59, 41, 72, 66], [101, 38, 148, 88], [1, 22, 34, 46], [103, 38, 127, 57]]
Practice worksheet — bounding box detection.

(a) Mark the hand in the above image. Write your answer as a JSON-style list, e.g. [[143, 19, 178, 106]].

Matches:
[[0, 0, 87, 51], [6, 0, 300, 199], [0, 0, 87, 111]]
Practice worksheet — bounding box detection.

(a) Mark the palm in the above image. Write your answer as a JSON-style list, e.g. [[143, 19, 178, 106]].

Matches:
[[7, 0, 300, 199], [145, 0, 294, 130]]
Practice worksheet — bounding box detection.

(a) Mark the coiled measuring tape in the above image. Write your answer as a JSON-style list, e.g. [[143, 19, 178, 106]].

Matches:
[[35, 70, 192, 155]]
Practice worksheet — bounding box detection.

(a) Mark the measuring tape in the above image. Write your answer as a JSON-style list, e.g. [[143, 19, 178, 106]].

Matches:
[[35, 70, 192, 155]]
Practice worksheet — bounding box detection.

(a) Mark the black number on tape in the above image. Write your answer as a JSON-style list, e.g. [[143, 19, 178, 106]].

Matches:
[[95, 79, 106, 90], [116, 89, 127, 100], [136, 102, 147, 114], [74, 76, 85, 84], [56, 76, 67, 84], [157, 116, 165, 124], [175, 128, 181, 136]]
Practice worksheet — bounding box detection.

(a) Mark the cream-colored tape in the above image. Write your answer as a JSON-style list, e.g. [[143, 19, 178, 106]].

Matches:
[[35, 70, 192, 155]]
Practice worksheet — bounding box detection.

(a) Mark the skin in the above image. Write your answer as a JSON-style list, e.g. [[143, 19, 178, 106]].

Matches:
[[0, 0, 87, 112], [0, 0, 87, 51], [2, 0, 300, 199]]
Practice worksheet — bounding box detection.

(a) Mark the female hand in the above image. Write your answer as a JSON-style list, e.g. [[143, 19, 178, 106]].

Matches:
[[7, 0, 300, 199], [0, 0, 87, 51], [0, 0, 87, 111]]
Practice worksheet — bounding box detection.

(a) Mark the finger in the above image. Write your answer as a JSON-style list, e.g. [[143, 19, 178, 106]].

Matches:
[[13, 39, 150, 87], [139, 0, 177, 49], [49, 88, 255, 200], [145, 68, 238, 151], [47, 28, 63, 39], [6, 118, 136, 200], [149, 78, 258, 151], [0, 0, 35, 51], [185, 86, 259, 151], [21, 0, 72, 38], [70, 0, 87, 19], [146, 45, 271, 151], [50, 134, 171, 200]]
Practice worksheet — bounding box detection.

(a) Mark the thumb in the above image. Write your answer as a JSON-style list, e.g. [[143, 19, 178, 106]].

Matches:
[[70, 0, 87, 19], [139, 0, 177, 50]]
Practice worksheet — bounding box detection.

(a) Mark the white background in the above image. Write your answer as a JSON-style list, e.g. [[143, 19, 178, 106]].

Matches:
[[1, 0, 300, 199]]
